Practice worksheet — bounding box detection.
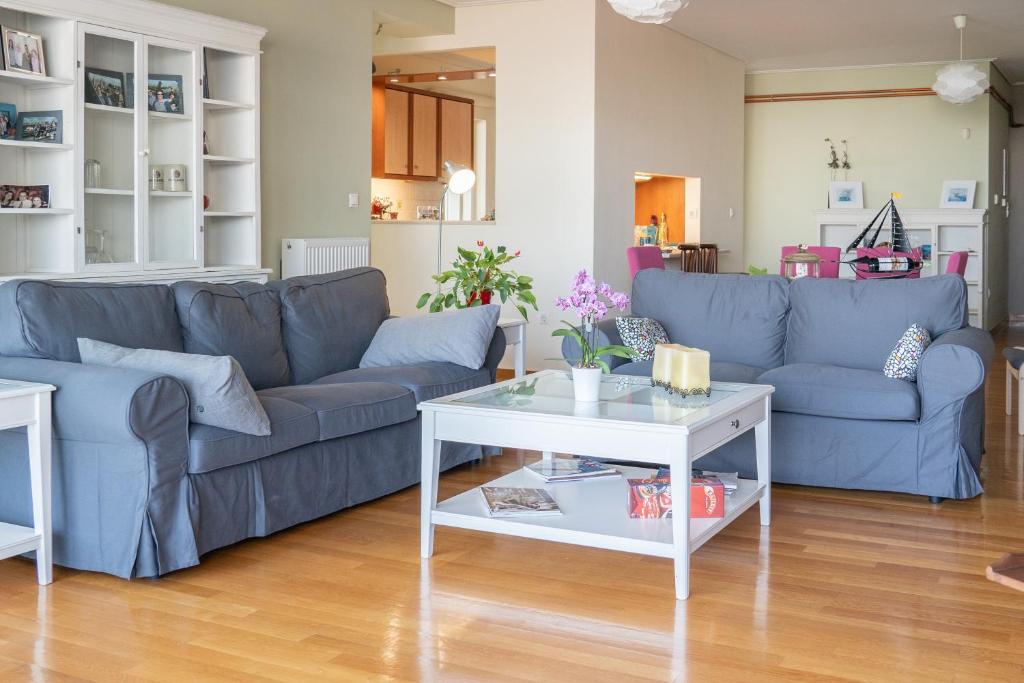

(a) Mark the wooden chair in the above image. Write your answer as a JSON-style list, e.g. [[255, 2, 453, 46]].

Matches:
[[679, 244, 701, 272], [698, 243, 718, 273]]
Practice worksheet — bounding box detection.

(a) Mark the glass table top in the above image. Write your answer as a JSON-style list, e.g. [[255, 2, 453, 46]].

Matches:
[[438, 371, 764, 426]]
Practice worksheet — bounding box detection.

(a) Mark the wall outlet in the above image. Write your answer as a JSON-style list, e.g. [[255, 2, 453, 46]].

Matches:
[[348, 193, 359, 208], [539, 314, 549, 325]]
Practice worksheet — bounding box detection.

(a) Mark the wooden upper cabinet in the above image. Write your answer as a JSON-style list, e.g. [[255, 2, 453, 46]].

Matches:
[[411, 93, 438, 178], [440, 99, 473, 169], [383, 88, 410, 175]]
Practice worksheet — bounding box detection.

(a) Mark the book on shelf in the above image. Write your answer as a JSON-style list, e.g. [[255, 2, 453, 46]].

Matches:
[[525, 457, 620, 482], [480, 487, 562, 517]]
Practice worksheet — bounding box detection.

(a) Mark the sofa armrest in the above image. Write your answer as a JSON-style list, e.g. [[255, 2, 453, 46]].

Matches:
[[559, 318, 629, 371], [918, 327, 993, 418], [483, 325, 507, 382], [0, 356, 189, 446]]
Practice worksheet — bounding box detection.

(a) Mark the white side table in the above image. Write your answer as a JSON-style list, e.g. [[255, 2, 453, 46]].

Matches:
[[0, 379, 56, 585], [498, 318, 527, 378]]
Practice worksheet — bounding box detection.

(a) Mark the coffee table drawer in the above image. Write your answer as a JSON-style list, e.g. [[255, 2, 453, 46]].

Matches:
[[689, 400, 766, 458]]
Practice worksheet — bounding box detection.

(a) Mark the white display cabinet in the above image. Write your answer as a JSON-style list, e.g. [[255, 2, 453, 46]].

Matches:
[[816, 208, 990, 329], [0, 0, 268, 285]]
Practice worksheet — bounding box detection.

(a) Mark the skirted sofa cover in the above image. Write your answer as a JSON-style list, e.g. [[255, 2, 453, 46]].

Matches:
[[563, 270, 992, 500], [0, 268, 505, 578]]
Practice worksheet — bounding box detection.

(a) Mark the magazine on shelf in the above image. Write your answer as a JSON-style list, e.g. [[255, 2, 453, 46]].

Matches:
[[525, 457, 620, 482], [480, 487, 562, 517]]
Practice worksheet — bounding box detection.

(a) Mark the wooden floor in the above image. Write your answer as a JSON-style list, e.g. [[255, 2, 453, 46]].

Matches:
[[2, 332, 1024, 681]]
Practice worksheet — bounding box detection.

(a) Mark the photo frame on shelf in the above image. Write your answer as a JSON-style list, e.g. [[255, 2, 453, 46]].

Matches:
[[16, 110, 62, 144], [148, 74, 184, 114], [0, 102, 16, 139], [940, 180, 977, 209], [1, 26, 47, 76], [829, 180, 864, 209], [0, 184, 50, 209], [126, 73, 134, 107], [85, 67, 127, 108]]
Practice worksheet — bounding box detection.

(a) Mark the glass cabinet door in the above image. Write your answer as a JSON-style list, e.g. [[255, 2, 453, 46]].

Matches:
[[79, 25, 141, 270], [144, 38, 200, 268]]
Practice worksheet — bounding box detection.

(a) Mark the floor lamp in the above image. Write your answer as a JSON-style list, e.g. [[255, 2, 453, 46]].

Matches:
[[437, 160, 477, 293]]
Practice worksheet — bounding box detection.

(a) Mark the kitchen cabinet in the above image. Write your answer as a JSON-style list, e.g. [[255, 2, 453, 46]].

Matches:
[[372, 84, 473, 181]]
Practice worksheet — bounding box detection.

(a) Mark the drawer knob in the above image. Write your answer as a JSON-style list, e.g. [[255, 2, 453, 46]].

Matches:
[[730, 419, 740, 429]]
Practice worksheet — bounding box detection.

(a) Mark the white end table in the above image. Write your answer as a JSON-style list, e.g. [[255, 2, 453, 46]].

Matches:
[[0, 379, 56, 585], [419, 371, 773, 600], [497, 318, 526, 378]]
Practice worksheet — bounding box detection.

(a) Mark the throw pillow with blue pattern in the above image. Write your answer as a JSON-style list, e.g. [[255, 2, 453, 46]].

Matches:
[[616, 317, 669, 362], [883, 323, 931, 381]]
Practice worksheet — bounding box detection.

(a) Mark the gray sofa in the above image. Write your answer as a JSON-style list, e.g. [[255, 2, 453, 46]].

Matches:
[[0, 268, 505, 578], [563, 270, 993, 500]]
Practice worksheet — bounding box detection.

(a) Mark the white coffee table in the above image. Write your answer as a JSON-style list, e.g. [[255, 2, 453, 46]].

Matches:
[[0, 379, 56, 585], [419, 370, 773, 600]]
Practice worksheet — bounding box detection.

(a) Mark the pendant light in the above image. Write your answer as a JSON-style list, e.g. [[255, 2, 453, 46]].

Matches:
[[932, 14, 989, 105], [606, 0, 689, 25]]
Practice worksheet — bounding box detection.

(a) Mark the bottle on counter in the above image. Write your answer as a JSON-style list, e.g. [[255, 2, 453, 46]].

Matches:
[[657, 212, 668, 247], [845, 255, 920, 272], [642, 215, 658, 246]]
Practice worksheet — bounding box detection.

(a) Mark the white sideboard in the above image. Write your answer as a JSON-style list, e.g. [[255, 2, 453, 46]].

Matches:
[[0, 0, 270, 284], [816, 208, 990, 329]]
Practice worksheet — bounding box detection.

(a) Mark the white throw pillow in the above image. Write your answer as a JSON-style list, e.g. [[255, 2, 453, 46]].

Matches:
[[77, 338, 271, 435], [883, 324, 931, 381]]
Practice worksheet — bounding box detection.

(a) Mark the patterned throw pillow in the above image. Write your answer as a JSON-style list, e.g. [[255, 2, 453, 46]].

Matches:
[[883, 324, 931, 381], [616, 317, 669, 362]]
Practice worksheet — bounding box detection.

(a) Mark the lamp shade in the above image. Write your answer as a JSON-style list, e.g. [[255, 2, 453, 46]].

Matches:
[[932, 62, 989, 104], [443, 160, 476, 195], [606, 0, 686, 24]]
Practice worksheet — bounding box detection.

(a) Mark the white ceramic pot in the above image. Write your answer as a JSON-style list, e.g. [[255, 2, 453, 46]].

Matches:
[[571, 366, 603, 402]]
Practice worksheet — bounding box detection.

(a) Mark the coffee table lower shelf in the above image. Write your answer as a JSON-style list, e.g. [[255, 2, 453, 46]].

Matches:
[[432, 465, 765, 559]]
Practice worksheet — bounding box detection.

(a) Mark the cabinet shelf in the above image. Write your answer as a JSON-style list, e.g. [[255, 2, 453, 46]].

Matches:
[[203, 98, 254, 111], [150, 191, 192, 197], [85, 188, 133, 196], [0, 139, 72, 151], [203, 154, 254, 164], [0, 208, 73, 215], [85, 103, 134, 117], [149, 111, 192, 122], [0, 71, 74, 89], [205, 210, 254, 217]]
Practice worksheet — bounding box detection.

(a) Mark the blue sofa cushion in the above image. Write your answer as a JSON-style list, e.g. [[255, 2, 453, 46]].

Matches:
[[0, 280, 182, 362], [615, 360, 766, 384], [758, 363, 920, 421], [786, 275, 967, 372], [258, 382, 416, 441], [172, 281, 290, 390], [631, 270, 790, 369], [270, 268, 390, 385], [188, 395, 319, 474], [312, 362, 490, 403]]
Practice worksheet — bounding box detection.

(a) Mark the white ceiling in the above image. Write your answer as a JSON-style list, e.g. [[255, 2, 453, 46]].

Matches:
[[664, 0, 1024, 82]]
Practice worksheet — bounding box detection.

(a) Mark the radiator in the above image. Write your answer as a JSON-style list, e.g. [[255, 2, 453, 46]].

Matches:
[[281, 238, 370, 278]]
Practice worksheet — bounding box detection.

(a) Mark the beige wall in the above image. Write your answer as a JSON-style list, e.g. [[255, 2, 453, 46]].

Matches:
[[158, 0, 453, 277], [372, 0, 598, 370], [744, 64, 993, 273], [594, 1, 746, 291]]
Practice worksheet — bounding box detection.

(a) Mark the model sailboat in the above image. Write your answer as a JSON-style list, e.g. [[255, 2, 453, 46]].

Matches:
[[843, 193, 922, 278]]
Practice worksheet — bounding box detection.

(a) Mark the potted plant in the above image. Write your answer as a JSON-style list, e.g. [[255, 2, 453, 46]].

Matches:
[[552, 270, 633, 402], [416, 241, 538, 320], [370, 195, 392, 220]]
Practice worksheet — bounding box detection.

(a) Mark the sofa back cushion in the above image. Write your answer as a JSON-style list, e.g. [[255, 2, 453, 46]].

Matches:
[[631, 270, 790, 369], [785, 274, 967, 371], [172, 281, 290, 390], [269, 268, 390, 384], [0, 280, 182, 362]]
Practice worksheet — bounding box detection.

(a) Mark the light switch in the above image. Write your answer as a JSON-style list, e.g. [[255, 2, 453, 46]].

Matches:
[[348, 193, 359, 208], [728, 208, 735, 218]]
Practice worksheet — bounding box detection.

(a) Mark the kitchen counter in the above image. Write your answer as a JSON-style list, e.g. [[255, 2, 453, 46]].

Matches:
[[373, 220, 496, 226]]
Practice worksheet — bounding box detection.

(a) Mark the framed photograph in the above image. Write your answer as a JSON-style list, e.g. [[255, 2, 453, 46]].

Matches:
[[940, 180, 977, 208], [0, 184, 50, 209], [148, 74, 184, 114], [0, 102, 16, 139], [2, 26, 47, 76], [85, 68, 126, 108], [829, 181, 864, 209], [16, 110, 62, 144]]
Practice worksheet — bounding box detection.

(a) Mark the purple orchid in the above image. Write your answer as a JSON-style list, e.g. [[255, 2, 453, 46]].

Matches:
[[553, 270, 633, 371]]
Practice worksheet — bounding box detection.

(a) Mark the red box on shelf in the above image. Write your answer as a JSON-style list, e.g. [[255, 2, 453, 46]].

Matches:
[[626, 471, 725, 519]]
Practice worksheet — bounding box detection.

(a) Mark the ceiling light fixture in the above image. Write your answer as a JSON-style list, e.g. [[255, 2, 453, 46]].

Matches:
[[606, 0, 689, 25], [932, 14, 989, 105]]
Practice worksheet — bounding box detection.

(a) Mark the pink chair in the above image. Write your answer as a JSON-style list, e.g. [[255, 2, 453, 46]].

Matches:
[[779, 246, 841, 278], [854, 246, 922, 280], [946, 251, 969, 277], [627, 246, 665, 279]]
